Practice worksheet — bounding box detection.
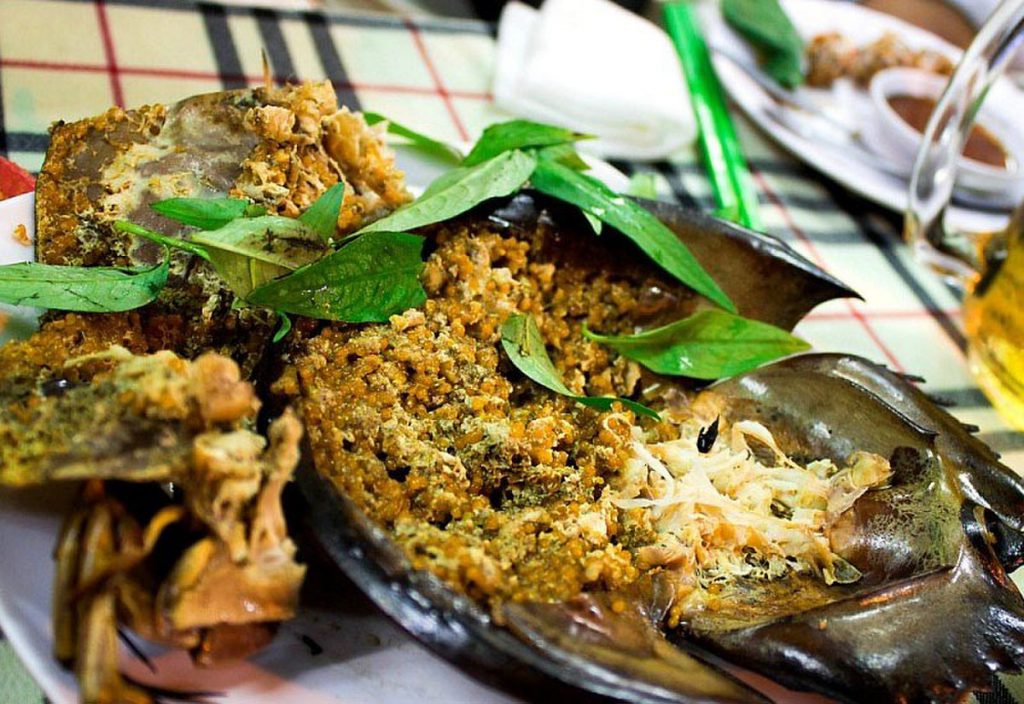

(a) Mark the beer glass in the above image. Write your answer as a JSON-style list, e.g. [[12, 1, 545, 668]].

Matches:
[[905, 0, 1024, 429]]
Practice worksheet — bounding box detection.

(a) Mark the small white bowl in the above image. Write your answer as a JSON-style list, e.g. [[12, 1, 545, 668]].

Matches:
[[867, 67, 1024, 205]]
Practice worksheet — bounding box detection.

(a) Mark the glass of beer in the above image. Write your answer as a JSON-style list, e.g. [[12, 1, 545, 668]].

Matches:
[[905, 0, 1024, 429]]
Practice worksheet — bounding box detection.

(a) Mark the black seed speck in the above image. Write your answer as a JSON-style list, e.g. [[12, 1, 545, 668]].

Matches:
[[697, 417, 720, 454]]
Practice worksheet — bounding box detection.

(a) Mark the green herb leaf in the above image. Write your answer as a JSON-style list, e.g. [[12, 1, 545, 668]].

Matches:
[[722, 0, 804, 89], [0, 259, 169, 313], [627, 172, 659, 200], [530, 159, 735, 312], [500, 313, 660, 420], [272, 312, 292, 343], [583, 211, 603, 235], [357, 150, 537, 235], [113, 220, 211, 261], [463, 119, 590, 167], [500, 314, 580, 400], [191, 216, 328, 298], [583, 309, 810, 379], [535, 143, 591, 171], [247, 231, 427, 323], [298, 183, 346, 242], [363, 111, 464, 164], [151, 197, 265, 230]]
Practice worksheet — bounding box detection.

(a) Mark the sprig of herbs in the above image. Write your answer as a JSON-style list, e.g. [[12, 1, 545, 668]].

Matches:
[[463, 120, 589, 167], [356, 149, 537, 235], [582, 309, 810, 379], [363, 111, 464, 164], [500, 313, 660, 420], [0, 116, 815, 389], [360, 121, 733, 312], [191, 216, 328, 298], [0, 258, 169, 312], [151, 196, 266, 230], [722, 0, 804, 89], [530, 157, 735, 312], [0, 182, 425, 329], [247, 231, 427, 323]]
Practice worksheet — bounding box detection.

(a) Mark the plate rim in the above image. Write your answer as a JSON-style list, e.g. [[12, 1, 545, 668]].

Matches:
[[707, 0, 1018, 234]]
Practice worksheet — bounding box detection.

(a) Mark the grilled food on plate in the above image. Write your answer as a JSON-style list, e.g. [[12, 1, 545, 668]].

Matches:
[[2, 81, 1024, 704]]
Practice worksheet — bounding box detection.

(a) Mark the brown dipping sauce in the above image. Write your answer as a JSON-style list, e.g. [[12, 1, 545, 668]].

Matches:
[[888, 94, 1009, 169]]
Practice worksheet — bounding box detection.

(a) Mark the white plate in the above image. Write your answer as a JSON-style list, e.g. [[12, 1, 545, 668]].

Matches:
[[704, 0, 1024, 234]]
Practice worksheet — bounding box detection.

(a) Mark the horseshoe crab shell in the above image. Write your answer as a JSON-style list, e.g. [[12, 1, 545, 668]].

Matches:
[[292, 192, 1024, 703], [291, 190, 858, 704], [686, 355, 1024, 703]]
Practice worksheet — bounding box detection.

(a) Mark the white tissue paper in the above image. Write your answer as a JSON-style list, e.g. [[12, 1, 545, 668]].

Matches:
[[493, 0, 697, 161]]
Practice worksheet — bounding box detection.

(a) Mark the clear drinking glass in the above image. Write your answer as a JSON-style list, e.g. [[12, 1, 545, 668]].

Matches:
[[904, 0, 1024, 430]]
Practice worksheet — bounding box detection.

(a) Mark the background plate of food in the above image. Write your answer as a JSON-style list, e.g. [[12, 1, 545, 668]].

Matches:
[[703, 0, 1024, 234]]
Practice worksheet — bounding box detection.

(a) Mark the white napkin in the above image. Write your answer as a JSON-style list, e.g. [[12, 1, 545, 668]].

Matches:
[[493, 0, 697, 161]]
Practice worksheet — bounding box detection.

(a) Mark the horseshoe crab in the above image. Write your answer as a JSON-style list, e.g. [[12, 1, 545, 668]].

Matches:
[[7, 79, 1023, 703], [285, 192, 1024, 704]]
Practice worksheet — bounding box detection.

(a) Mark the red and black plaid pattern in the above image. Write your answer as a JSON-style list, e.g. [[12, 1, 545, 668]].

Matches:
[[0, 0, 499, 166]]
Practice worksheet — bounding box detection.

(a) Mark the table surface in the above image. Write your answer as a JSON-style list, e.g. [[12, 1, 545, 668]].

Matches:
[[1, 0, 1022, 702]]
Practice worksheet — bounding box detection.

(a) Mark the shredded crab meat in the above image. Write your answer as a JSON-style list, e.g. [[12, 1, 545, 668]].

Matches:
[[611, 415, 891, 587]]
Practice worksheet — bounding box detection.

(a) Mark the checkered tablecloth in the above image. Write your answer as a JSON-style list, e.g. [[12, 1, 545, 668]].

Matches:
[[2, 1, 1023, 702]]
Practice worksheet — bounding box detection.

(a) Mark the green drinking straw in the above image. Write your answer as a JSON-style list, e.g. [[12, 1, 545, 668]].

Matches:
[[663, 2, 763, 230]]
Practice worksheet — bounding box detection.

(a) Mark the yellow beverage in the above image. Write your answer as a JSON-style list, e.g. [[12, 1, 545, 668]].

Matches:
[[963, 225, 1024, 431]]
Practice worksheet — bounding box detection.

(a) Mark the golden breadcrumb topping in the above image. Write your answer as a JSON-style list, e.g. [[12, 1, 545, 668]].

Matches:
[[282, 217, 890, 621]]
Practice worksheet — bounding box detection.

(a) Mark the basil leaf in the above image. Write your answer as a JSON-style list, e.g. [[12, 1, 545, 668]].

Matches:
[[583, 309, 810, 379], [722, 0, 804, 89], [363, 111, 463, 164], [463, 119, 590, 167], [114, 220, 211, 261], [298, 183, 346, 242], [500, 314, 582, 401], [151, 197, 264, 230], [0, 259, 169, 312], [627, 172, 659, 200], [535, 143, 591, 171], [272, 312, 292, 343], [191, 216, 328, 298], [500, 313, 660, 420], [357, 150, 537, 234], [247, 231, 427, 323], [530, 158, 735, 313]]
